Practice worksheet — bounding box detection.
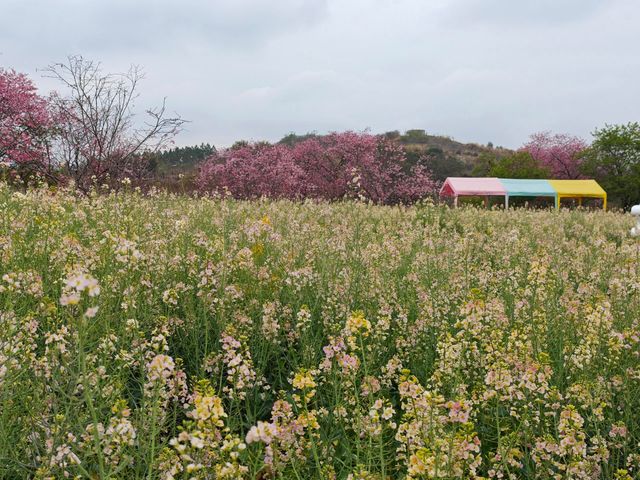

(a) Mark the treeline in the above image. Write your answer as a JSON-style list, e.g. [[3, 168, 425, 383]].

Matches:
[[2, 60, 640, 207], [192, 126, 640, 208], [149, 144, 216, 173]]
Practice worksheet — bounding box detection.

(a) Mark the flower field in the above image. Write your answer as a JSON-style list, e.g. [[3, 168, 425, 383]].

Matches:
[[1, 185, 640, 480]]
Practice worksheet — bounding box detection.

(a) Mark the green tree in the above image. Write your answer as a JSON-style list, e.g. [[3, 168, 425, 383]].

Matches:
[[581, 122, 640, 209], [278, 132, 318, 146], [472, 152, 498, 176], [472, 151, 549, 179], [415, 147, 468, 181], [146, 143, 216, 176], [489, 151, 549, 178]]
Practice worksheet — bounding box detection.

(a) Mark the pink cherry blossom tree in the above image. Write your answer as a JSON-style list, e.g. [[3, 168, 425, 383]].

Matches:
[[197, 132, 436, 204], [0, 69, 52, 167], [197, 143, 308, 199], [522, 132, 588, 179]]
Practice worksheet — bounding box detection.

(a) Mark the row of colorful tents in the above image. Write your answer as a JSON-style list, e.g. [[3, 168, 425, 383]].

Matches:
[[439, 178, 607, 209]]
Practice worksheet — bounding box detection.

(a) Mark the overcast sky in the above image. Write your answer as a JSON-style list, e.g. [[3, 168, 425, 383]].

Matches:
[[1, 0, 638, 148]]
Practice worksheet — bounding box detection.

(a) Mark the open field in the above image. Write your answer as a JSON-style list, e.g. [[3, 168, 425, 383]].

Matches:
[[1, 185, 639, 479]]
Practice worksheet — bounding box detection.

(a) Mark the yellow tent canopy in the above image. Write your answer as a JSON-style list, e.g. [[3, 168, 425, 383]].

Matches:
[[547, 180, 607, 210]]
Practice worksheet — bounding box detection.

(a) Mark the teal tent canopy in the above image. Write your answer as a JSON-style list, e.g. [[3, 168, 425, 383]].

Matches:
[[499, 179, 557, 208], [500, 179, 556, 196]]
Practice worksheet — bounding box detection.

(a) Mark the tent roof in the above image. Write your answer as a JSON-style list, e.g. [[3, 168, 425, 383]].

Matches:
[[439, 177, 607, 209], [439, 177, 506, 197], [500, 179, 556, 197], [547, 179, 606, 197]]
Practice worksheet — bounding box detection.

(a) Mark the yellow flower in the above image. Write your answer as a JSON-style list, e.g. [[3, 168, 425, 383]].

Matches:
[[346, 310, 371, 335], [292, 369, 316, 390], [251, 242, 265, 258], [614, 470, 633, 480], [191, 380, 226, 427], [298, 411, 320, 430]]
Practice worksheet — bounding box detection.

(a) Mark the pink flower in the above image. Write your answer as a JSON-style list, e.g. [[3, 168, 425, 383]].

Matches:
[[610, 424, 627, 438]]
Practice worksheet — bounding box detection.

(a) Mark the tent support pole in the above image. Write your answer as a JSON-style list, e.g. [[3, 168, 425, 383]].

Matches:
[[484, 196, 489, 209], [505, 195, 509, 209], [453, 195, 458, 208]]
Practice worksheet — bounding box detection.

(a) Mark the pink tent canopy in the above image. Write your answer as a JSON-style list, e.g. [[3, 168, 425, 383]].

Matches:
[[439, 177, 507, 197]]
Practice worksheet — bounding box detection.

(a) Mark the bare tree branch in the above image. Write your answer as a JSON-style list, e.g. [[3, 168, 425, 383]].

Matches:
[[44, 56, 187, 191]]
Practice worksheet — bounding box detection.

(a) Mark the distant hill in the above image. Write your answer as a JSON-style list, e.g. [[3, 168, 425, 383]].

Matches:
[[385, 129, 513, 181]]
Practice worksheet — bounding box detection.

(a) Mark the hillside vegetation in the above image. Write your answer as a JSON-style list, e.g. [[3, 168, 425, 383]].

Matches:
[[388, 128, 511, 174]]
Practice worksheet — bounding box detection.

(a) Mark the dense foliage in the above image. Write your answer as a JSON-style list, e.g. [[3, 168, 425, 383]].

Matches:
[[1, 184, 640, 479]]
